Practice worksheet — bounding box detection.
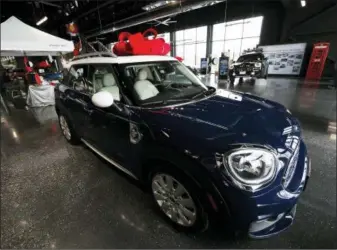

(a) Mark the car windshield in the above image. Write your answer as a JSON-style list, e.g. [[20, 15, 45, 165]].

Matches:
[[237, 54, 263, 62], [121, 60, 212, 106]]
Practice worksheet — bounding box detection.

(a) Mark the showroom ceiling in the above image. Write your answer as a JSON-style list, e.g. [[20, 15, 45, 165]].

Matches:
[[2, 0, 330, 42], [1, 0, 226, 39], [0, 0, 186, 36]]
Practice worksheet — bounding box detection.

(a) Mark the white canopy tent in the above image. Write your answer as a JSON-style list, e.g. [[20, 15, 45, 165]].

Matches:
[[1, 16, 74, 56]]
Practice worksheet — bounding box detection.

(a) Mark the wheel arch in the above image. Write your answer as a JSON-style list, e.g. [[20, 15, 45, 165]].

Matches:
[[140, 146, 232, 223]]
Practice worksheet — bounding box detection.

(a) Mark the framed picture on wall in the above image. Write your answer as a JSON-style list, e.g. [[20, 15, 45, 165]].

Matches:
[[259, 43, 307, 76]]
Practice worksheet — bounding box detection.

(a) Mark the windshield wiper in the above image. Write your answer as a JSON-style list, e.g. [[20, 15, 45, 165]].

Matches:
[[191, 88, 215, 100], [142, 98, 191, 106]]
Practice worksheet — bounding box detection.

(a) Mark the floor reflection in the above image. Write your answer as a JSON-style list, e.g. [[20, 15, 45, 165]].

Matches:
[[29, 106, 58, 125]]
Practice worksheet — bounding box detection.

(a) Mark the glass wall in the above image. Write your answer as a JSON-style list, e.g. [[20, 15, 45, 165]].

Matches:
[[212, 16, 263, 61], [175, 26, 207, 66]]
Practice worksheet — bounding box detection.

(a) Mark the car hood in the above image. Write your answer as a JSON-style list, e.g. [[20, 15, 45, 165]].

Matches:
[[136, 89, 299, 153]]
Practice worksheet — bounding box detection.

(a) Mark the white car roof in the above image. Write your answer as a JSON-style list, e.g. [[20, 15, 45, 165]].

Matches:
[[69, 55, 177, 66]]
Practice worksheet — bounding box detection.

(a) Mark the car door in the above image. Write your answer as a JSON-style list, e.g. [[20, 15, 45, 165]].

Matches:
[[82, 64, 131, 166], [61, 65, 90, 137]]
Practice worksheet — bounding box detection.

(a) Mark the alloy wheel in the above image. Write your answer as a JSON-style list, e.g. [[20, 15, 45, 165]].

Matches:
[[59, 115, 71, 140], [152, 173, 197, 227]]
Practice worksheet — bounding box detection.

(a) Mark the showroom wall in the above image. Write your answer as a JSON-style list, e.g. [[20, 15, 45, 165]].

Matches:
[[281, 2, 337, 60], [280, 1, 337, 77]]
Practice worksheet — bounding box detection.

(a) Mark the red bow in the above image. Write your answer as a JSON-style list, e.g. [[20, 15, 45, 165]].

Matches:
[[113, 28, 171, 56]]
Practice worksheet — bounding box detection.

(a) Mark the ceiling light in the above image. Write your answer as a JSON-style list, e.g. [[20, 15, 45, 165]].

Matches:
[[301, 0, 306, 7], [142, 0, 177, 11], [36, 16, 48, 26], [65, 12, 69, 16]]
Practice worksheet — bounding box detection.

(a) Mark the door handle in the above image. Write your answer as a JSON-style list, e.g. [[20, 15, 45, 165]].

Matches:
[[83, 106, 93, 115], [63, 91, 75, 101]]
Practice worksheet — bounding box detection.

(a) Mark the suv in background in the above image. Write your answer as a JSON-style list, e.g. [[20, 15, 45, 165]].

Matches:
[[229, 52, 268, 85], [55, 52, 310, 239]]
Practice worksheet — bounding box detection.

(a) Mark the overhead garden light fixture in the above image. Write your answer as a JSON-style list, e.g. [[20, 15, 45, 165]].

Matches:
[[142, 0, 178, 11], [301, 0, 306, 7], [36, 16, 48, 26]]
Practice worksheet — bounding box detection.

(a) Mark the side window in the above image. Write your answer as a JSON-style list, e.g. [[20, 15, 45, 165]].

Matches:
[[87, 64, 121, 101], [67, 65, 93, 94]]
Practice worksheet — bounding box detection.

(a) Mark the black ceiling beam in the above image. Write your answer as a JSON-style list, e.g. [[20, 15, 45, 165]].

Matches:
[[38, 1, 62, 8], [73, 0, 120, 21], [81, 1, 160, 35]]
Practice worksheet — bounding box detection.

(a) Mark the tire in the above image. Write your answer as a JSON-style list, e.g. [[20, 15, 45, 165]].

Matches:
[[149, 165, 209, 233], [58, 113, 80, 145], [264, 66, 268, 79], [238, 77, 243, 85], [229, 76, 235, 85]]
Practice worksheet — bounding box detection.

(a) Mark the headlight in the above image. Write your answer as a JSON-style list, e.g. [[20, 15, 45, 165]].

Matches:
[[254, 62, 262, 68], [224, 148, 278, 186]]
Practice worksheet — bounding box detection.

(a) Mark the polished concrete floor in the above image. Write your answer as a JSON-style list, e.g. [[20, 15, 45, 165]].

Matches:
[[1, 77, 336, 248]]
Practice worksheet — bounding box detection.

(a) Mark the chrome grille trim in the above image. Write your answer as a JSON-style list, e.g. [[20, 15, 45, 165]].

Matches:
[[282, 137, 300, 188]]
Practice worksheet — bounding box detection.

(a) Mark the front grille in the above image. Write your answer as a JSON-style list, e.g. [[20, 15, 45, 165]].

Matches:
[[282, 137, 300, 188], [238, 64, 253, 71]]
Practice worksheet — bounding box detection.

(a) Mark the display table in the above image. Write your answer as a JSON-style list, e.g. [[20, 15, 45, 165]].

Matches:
[[26, 85, 55, 107]]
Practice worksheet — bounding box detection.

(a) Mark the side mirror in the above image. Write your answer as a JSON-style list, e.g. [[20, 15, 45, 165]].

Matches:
[[92, 91, 114, 108]]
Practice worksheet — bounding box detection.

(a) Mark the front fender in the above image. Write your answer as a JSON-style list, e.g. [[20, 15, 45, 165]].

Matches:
[[141, 142, 231, 225]]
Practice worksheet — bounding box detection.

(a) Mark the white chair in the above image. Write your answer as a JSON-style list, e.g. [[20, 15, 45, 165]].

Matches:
[[100, 73, 120, 101], [134, 69, 159, 100]]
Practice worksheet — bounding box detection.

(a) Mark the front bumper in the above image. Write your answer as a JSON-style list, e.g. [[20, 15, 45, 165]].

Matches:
[[212, 141, 310, 239], [231, 68, 262, 77], [249, 204, 297, 239], [247, 155, 311, 239]]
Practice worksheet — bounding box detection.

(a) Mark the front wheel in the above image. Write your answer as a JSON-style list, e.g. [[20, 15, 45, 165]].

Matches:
[[58, 114, 80, 145], [150, 167, 209, 233], [238, 77, 243, 85], [249, 78, 256, 85]]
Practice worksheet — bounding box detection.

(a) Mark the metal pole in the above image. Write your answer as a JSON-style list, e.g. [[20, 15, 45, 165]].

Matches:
[[222, 0, 228, 54]]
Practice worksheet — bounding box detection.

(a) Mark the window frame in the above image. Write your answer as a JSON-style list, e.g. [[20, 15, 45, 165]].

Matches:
[[211, 16, 264, 60], [66, 63, 132, 105], [66, 64, 91, 93], [174, 26, 208, 66]]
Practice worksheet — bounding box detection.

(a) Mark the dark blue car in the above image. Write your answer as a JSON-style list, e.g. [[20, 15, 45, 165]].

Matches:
[[55, 53, 311, 239]]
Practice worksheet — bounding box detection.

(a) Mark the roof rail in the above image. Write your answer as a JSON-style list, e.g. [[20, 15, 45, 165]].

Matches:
[[88, 41, 111, 53], [72, 52, 117, 61]]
